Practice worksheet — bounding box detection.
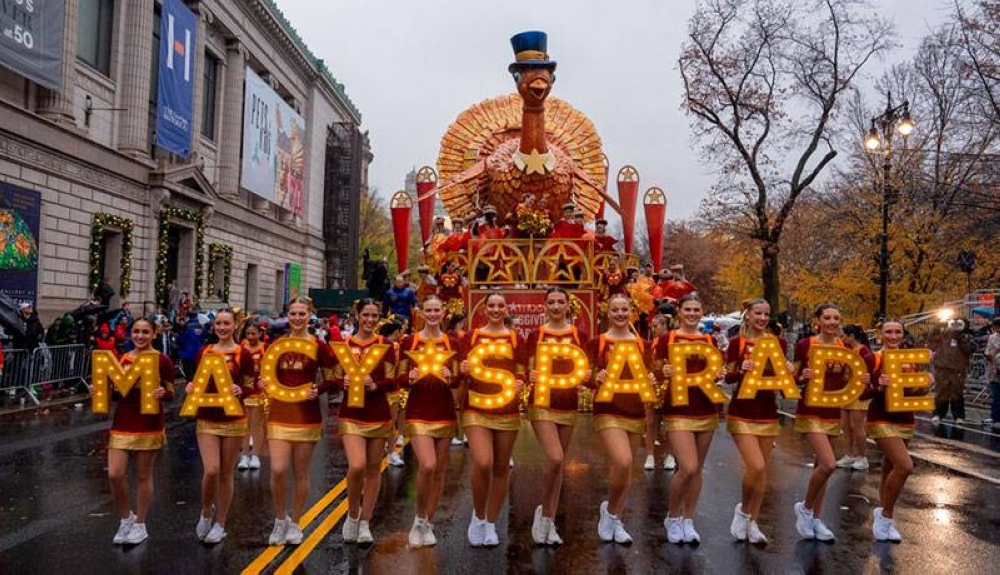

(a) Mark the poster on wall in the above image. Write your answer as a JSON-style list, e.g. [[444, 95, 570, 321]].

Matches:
[[0, 183, 41, 306], [154, 0, 197, 158], [284, 263, 301, 305], [241, 68, 306, 216], [0, 0, 64, 92]]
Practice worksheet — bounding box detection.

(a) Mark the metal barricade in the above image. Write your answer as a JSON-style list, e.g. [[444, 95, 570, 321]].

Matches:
[[1, 344, 92, 407], [967, 352, 992, 407], [1, 348, 38, 404]]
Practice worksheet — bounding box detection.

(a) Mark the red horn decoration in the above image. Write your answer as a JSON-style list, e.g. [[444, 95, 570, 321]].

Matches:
[[643, 187, 667, 271], [416, 166, 437, 244], [390, 190, 414, 274], [617, 166, 640, 254], [597, 153, 610, 220]]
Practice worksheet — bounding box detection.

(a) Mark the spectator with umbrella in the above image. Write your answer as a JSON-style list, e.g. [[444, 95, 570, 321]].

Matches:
[[12, 302, 43, 351]]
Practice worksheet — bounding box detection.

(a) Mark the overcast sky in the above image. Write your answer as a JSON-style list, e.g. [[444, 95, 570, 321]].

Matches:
[[277, 0, 951, 221]]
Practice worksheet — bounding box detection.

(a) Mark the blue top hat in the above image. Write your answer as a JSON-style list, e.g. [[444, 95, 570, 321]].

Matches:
[[509, 30, 557, 71]]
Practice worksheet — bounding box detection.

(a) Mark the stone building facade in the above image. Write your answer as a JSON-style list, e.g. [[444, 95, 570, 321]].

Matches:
[[0, 0, 370, 322]]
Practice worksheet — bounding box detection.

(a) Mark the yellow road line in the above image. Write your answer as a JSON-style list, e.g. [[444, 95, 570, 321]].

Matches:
[[274, 456, 392, 574]]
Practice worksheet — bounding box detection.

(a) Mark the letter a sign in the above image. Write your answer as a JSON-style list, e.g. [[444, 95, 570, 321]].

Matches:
[[154, 0, 197, 158]]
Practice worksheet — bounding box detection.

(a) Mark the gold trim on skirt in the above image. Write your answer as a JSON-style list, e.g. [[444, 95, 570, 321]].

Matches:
[[866, 422, 914, 440], [197, 419, 249, 437], [268, 423, 323, 442], [339, 419, 393, 438], [526, 406, 578, 427], [109, 431, 165, 451], [593, 415, 646, 435], [387, 391, 403, 409], [793, 417, 841, 436], [664, 416, 719, 433], [461, 411, 522, 432], [842, 398, 871, 411], [727, 418, 780, 437], [243, 397, 263, 408], [406, 420, 458, 438]]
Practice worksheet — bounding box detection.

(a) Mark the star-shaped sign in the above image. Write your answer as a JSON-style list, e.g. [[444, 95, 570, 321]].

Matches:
[[406, 340, 456, 382], [542, 242, 585, 282], [482, 244, 519, 282], [514, 149, 556, 175]]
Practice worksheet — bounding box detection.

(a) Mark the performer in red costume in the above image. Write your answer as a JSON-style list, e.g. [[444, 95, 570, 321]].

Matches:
[[107, 317, 176, 546], [657, 265, 697, 303], [550, 202, 585, 239], [239, 323, 268, 471], [441, 217, 472, 254], [336, 298, 398, 545], [593, 219, 618, 253]]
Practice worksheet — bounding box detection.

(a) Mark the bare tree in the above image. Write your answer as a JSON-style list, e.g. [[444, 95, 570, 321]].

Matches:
[[679, 0, 894, 308], [955, 1, 1000, 126]]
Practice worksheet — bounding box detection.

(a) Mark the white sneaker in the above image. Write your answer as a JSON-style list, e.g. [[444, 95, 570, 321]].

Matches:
[[794, 502, 816, 539], [597, 501, 615, 542], [249, 454, 261, 470], [357, 521, 374, 544], [747, 520, 768, 544], [643, 454, 656, 470], [682, 518, 700, 543], [852, 457, 870, 471], [422, 521, 437, 546], [483, 522, 499, 547], [835, 455, 856, 469], [237, 454, 250, 470], [663, 454, 677, 470], [388, 452, 405, 467], [124, 523, 148, 544], [509, 458, 515, 469], [343, 514, 360, 543], [196, 514, 213, 540], [451, 437, 464, 446], [931, 415, 941, 424], [531, 505, 548, 544], [468, 513, 486, 547], [665, 515, 684, 544], [612, 518, 633, 544], [546, 520, 563, 545], [268, 517, 289, 545], [203, 523, 226, 544], [409, 517, 425, 547], [285, 522, 304, 545], [983, 418, 994, 426], [396, 435, 405, 447], [113, 512, 136, 544], [813, 518, 835, 541], [872, 507, 889, 541], [884, 519, 901, 542], [730, 503, 749, 541]]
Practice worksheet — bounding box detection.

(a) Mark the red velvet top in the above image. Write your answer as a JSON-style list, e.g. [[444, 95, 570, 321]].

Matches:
[[586, 335, 649, 421], [240, 341, 267, 398], [525, 325, 589, 413], [461, 329, 526, 417], [336, 335, 397, 425], [725, 336, 788, 423], [110, 352, 176, 435], [655, 330, 722, 419], [267, 336, 339, 428], [794, 337, 874, 423], [194, 344, 256, 422], [397, 334, 460, 425], [551, 220, 586, 239], [594, 234, 618, 253]]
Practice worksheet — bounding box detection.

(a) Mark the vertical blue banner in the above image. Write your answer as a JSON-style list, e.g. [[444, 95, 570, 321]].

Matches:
[[154, 0, 197, 158]]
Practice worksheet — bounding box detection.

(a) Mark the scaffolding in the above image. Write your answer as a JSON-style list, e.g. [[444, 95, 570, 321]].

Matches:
[[324, 123, 366, 289]]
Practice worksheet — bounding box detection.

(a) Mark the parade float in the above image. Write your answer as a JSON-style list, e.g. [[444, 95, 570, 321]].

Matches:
[[389, 31, 672, 337]]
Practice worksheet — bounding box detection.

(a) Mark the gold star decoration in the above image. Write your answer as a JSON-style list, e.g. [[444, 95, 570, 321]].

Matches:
[[514, 149, 556, 175], [540, 241, 586, 282], [405, 340, 456, 382]]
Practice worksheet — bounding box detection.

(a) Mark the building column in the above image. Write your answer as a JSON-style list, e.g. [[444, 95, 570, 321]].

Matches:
[[187, 2, 212, 162], [38, 0, 79, 124], [217, 40, 247, 199], [117, 0, 155, 158]]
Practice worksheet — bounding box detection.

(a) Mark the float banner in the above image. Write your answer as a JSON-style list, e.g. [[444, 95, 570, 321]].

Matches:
[[241, 67, 307, 216], [0, 183, 41, 306], [468, 290, 595, 339], [617, 166, 639, 255], [415, 167, 437, 244], [643, 188, 667, 271], [0, 0, 63, 92], [154, 0, 197, 158], [284, 263, 301, 305], [390, 191, 413, 274]]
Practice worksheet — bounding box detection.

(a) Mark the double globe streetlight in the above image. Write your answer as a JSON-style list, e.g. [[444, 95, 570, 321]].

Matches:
[[864, 93, 916, 321]]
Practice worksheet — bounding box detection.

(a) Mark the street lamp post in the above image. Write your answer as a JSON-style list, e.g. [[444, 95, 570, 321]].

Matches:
[[864, 92, 915, 321]]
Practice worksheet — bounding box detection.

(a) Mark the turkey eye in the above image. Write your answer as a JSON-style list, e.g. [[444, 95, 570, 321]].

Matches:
[[513, 71, 522, 83]]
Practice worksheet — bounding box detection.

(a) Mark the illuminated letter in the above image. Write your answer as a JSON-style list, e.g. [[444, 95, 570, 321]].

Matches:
[[595, 341, 657, 404], [179, 354, 244, 417], [331, 342, 390, 408], [261, 338, 319, 403], [737, 335, 800, 400], [405, 340, 456, 382], [91, 350, 161, 415], [804, 345, 866, 407], [533, 342, 590, 408], [668, 341, 726, 406], [883, 348, 935, 412], [467, 341, 517, 409]]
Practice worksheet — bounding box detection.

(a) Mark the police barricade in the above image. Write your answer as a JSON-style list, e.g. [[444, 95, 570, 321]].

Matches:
[[1, 348, 38, 405], [31, 345, 92, 400], [967, 352, 991, 407]]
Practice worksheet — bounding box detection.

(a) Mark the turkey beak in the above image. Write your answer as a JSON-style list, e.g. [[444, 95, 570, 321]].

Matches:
[[528, 78, 549, 99]]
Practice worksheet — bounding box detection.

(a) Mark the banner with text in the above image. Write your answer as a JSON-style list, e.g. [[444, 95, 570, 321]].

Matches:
[[0, 183, 41, 306], [154, 0, 197, 158], [468, 290, 595, 339], [241, 68, 306, 216], [284, 263, 302, 305], [0, 0, 64, 92]]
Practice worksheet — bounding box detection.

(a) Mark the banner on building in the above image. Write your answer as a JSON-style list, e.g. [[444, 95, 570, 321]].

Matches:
[[154, 0, 197, 158], [0, 183, 41, 306], [0, 0, 64, 92], [284, 263, 302, 305], [467, 290, 595, 339], [241, 68, 306, 216]]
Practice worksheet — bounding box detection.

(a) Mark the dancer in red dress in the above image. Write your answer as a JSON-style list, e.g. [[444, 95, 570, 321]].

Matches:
[[107, 317, 176, 545], [188, 309, 255, 544], [643, 314, 671, 471], [336, 298, 397, 545], [239, 324, 268, 471]]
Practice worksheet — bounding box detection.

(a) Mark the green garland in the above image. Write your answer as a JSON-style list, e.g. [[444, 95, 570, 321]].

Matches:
[[156, 207, 206, 303], [206, 243, 234, 301], [89, 213, 134, 298]]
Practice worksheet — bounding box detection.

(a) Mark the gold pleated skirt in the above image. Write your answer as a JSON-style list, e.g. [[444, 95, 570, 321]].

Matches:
[[793, 417, 842, 436], [526, 407, 579, 427], [593, 415, 646, 435], [726, 418, 780, 437], [461, 411, 522, 432], [866, 422, 914, 440], [339, 419, 393, 438], [268, 423, 323, 442], [109, 430, 165, 451], [197, 419, 249, 437], [405, 420, 458, 439], [664, 416, 719, 433]]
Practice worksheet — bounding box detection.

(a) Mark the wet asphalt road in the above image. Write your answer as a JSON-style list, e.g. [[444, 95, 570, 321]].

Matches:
[[0, 397, 998, 575]]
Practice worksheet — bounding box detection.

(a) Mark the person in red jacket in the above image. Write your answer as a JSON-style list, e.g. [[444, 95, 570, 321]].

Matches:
[[107, 317, 176, 546]]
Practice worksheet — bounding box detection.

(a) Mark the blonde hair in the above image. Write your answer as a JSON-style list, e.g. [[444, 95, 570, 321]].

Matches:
[[739, 298, 769, 339]]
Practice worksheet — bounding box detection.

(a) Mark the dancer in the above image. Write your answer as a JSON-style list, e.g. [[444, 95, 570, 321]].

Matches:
[[397, 294, 460, 547], [458, 292, 525, 547], [188, 309, 255, 544], [838, 324, 873, 471], [107, 317, 176, 545], [792, 303, 873, 542], [337, 299, 397, 544], [525, 287, 589, 545], [865, 319, 927, 542], [725, 298, 788, 544], [379, 320, 407, 467], [265, 297, 339, 546], [586, 293, 651, 544], [657, 294, 723, 544], [644, 313, 676, 471], [239, 323, 268, 471]]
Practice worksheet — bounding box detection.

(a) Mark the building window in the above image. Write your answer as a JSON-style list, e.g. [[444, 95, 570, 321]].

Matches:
[[201, 52, 219, 140], [78, 0, 115, 75]]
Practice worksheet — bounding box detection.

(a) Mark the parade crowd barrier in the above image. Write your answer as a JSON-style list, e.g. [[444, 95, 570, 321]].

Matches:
[[0, 345, 91, 406]]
